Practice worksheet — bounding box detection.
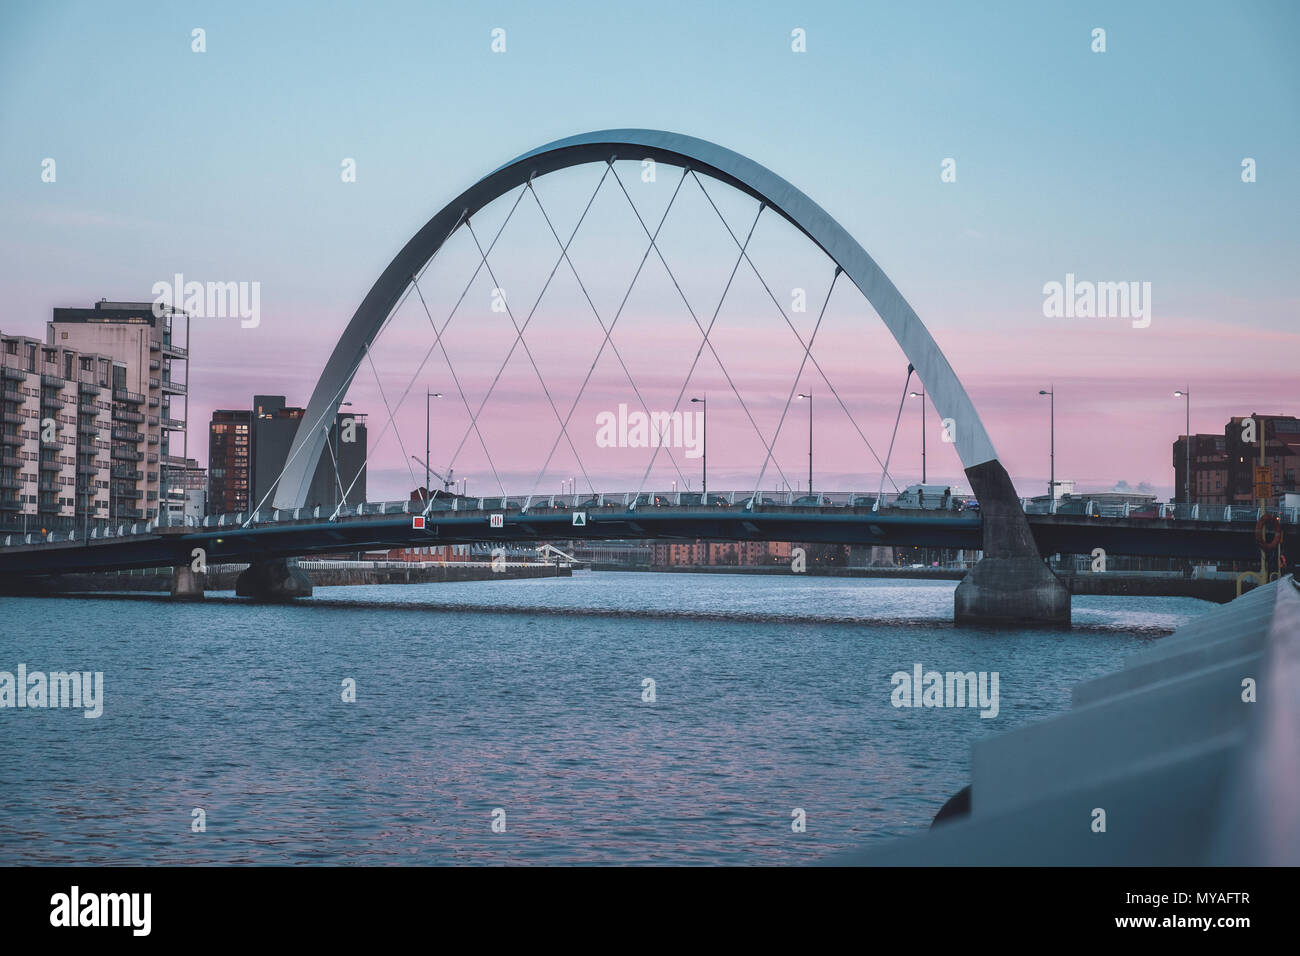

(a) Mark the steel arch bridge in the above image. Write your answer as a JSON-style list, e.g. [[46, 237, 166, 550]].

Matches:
[[270, 129, 1068, 624], [274, 129, 998, 509]]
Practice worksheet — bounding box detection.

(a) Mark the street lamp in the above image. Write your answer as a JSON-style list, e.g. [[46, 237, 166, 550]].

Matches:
[[1038, 388, 1054, 514], [908, 388, 926, 484], [797, 393, 813, 492], [690, 396, 707, 498], [425, 390, 443, 501], [1174, 389, 1190, 505]]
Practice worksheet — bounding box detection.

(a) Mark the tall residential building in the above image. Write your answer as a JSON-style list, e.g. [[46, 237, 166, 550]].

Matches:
[[208, 409, 251, 514], [1, 332, 114, 528], [207, 395, 367, 515], [48, 300, 191, 522]]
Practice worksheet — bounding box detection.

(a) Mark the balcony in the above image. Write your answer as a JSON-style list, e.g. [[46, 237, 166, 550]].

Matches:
[[111, 447, 144, 462], [147, 415, 159, 426], [0, 475, 20, 490], [148, 377, 160, 390], [37, 497, 62, 512], [41, 393, 66, 410], [1, 411, 25, 425], [112, 428, 143, 443], [161, 379, 187, 395], [146, 434, 159, 445], [39, 459, 62, 472], [149, 339, 160, 352], [76, 461, 99, 476], [163, 455, 190, 468], [78, 379, 103, 394], [0, 454, 20, 468], [114, 409, 145, 423], [1, 387, 21, 402], [78, 421, 100, 436], [113, 388, 145, 404], [149, 358, 161, 371], [162, 417, 186, 430], [111, 467, 141, 480], [40, 373, 65, 388], [148, 396, 159, 408], [146, 453, 158, 464], [37, 478, 60, 492], [162, 340, 188, 358], [113, 488, 143, 500], [1, 365, 27, 381]]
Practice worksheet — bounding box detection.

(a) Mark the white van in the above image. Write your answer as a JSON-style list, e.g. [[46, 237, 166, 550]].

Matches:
[[893, 484, 954, 511]]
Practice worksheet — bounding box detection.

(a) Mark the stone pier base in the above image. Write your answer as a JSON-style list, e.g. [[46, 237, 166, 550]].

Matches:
[[170, 565, 206, 601], [235, 557, 313, 601], [955, 556, 1070, 626], [958, 458, 1072, 627]]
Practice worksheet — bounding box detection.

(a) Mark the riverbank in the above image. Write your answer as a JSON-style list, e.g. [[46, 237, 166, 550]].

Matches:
[[0, 560, 571, 595]]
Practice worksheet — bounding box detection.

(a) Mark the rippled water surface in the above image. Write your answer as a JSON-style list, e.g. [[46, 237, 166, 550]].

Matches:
[[0, 572, 1211, 864]]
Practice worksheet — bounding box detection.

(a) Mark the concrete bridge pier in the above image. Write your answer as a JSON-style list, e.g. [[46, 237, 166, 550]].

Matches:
[[235, 557, 313, 601], [170, 565, 206, 601], [956, 460, 1071, 626]]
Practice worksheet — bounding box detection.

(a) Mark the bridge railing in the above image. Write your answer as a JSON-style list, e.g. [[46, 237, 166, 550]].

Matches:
[[4, 496, 1299, 549]]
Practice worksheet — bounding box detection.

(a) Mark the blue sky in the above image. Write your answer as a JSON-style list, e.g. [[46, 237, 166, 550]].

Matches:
[[1, 1, 1297, 498]]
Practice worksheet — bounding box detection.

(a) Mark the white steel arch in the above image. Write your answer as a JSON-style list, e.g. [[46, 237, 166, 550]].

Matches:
[[273, 129, 998, 510]]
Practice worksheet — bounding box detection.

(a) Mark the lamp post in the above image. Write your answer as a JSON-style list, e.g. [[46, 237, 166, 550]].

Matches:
[[1038, 388, 1054, 514], [797, 393, 813, 492], [425, 390, 442, 501], [690, 396, 707, 498], [909, 388, 926, 484], [1174, 389, 1190, 505]]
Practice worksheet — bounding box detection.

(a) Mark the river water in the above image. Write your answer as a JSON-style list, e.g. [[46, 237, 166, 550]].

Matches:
[[0, 572, 1209, 865]]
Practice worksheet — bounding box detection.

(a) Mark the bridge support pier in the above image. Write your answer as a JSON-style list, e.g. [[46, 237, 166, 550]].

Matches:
[[170, 565, 205, 601], [956, 460, 1070, 626], [235, 557, 313, 601]]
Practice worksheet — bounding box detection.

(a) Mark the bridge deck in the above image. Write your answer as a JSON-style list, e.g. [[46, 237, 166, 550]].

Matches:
[[0, 501, 1292, 576]]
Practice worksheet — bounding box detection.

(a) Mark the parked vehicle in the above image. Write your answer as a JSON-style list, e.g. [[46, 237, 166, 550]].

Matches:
[[792, 494, 833, 507], [631, 494, 670, 508]]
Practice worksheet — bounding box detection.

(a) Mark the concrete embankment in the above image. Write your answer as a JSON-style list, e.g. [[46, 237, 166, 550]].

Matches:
[[2, 562, 571, 595]]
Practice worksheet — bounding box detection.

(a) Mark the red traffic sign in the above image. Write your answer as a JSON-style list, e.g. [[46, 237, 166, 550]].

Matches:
[[412, 515, 425, 529]]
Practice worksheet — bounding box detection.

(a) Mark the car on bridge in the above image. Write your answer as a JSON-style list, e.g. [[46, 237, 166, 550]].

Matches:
[[792, 494, 833, 507], [631, 494, 672, 508]]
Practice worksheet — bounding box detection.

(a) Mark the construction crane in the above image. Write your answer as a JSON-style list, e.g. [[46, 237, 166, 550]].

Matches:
[[409, 455, 456, 498]]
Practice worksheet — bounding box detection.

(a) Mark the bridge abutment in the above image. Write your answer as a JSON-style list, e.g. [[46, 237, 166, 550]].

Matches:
[[956, 460, 1071, 626], [235, 557, 313, 601], [170, 565, 206, 601]]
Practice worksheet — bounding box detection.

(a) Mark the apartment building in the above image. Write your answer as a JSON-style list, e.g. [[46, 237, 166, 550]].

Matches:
[[1, 332, 115, 528]]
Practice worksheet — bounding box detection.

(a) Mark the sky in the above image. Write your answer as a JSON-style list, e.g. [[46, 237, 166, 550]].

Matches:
[[1, 0, 1297, 502]]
